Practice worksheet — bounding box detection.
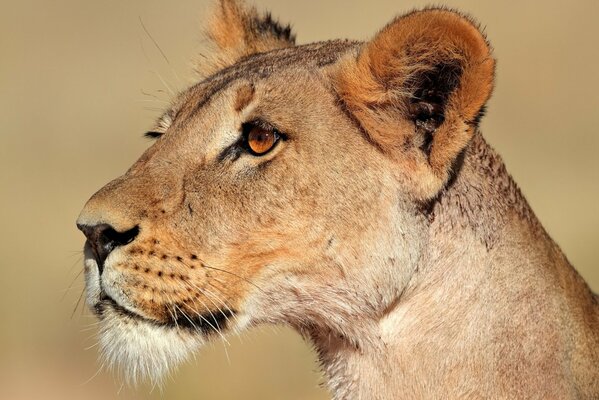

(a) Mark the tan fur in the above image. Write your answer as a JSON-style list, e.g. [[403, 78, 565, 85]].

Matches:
[[195, 0, 295, 77], [77, 1, 598, 398], [335, 9, 495, 199]]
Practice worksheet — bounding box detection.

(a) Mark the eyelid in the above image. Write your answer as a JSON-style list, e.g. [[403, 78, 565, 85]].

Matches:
[[242, 119, 287, 140], [144, 131, 163, 138], [144, 110, 175, 139]]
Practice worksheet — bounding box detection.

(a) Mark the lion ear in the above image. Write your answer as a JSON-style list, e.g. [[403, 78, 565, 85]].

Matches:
[[195, 0, 295, 76], [335, 9, 495, 200]]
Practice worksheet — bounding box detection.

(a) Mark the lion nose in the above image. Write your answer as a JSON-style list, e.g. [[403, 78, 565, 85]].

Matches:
[[77, 223, 139, 273]]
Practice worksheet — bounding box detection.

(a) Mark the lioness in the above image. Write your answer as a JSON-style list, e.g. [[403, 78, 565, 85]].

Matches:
[[76, 1, 599, 398]]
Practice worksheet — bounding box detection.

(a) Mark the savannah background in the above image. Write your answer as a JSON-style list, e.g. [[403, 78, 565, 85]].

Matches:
[[1, 0, 598, 399]]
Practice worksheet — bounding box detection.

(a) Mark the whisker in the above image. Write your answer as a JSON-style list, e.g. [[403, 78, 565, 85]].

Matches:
[[81, 297, 88, 316], [177, 259, 239, 325], [71, 287, 85, 319], [165, 244, 264, 292], [151, 70, 175, 97], [170, 264, 248, 349], [135, 99, 170, 104], [174, 303, 201, 333], [61, 262, 84, 301], [201, 284, 240, 326], [66, 253, 84, 273], [84, 341, 100, 351], [164, 293, 180, 330], [178, 298, 232, 363], [140, 89, 168, 102], [139, 16, 182, 86], [79, 361, 105, 387], [143, 105, 166, 112], [185, 291, 233, 364], [80, 323, 101, 333], [185, 285, 223, 330], [174, 287, 231, 345], [202, 263, 266, 293]]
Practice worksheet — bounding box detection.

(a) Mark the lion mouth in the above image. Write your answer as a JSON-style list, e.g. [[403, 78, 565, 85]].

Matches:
[[94, 293, 235, 335]]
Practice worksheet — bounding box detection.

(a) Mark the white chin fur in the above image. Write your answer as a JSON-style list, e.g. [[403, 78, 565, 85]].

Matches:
[[83, 250, 102, 309], [98, 306, 204, 386], [82, 247, 203, 386]]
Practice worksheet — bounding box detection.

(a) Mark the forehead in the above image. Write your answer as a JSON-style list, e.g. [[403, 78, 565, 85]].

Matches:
[[175, 40, 360, 115]]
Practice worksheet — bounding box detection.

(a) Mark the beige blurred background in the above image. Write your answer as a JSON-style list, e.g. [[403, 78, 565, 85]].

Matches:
[[1, 0, 597, 399]]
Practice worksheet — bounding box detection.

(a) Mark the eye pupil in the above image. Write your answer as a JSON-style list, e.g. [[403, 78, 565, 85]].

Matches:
[[247, 125, 278, 155]]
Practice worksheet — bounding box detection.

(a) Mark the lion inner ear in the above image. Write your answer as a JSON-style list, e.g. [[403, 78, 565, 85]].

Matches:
[[335, 8, 495, 199], [408, 61, 464, 154], [195, 0, 296, 77]]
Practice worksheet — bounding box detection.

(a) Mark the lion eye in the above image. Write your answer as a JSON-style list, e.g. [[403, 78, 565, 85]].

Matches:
[[244, 124, 280, 156]]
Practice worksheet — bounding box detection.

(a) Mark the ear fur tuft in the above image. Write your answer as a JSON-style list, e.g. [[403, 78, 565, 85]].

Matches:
[[195, 0, 296, 77]]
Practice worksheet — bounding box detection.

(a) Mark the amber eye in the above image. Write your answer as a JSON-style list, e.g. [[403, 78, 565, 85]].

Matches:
[[245, 124, 280, 156]]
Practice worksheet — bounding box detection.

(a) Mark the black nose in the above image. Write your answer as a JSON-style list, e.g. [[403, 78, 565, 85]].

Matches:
[[77, 223, 139, 273]]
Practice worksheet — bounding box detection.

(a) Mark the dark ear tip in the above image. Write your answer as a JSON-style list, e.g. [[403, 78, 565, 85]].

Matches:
[[256, 11, 296, 43], [468, 105, 488, 128], [196, 0, 296, 76]]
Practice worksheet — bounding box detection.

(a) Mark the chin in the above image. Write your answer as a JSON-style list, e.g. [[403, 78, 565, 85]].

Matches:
[[95, 301, 204, 386], [83, 255, 203, 386]]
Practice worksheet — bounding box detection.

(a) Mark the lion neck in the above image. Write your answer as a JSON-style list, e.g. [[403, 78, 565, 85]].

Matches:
[[307, 133, 560, 399]]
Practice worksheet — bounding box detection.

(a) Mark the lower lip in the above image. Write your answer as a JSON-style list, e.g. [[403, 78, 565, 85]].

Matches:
[[96, 294, 235, 335]]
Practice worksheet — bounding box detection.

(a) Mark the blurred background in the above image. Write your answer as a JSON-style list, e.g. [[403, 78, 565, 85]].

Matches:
[[1, 0, 597, 399]]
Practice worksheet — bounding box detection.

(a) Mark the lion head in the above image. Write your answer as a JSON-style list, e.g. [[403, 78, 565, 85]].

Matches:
[[77, 0, 494, 384]]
